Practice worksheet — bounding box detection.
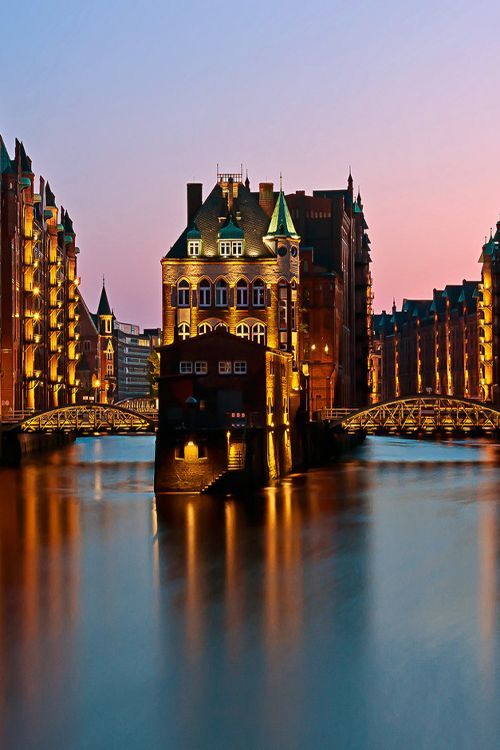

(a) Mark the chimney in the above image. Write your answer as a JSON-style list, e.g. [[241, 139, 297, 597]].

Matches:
[[259, 182, 274, 219], [187, 183, 202, 225]]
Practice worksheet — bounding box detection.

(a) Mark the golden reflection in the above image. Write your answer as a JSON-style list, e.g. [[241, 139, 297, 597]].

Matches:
[[224, 501, 241, 659], [186, 500, 203, 661]]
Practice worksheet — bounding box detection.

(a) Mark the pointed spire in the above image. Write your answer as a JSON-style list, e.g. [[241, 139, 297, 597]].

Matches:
[[17, 140, 32, 173], [348, 166, 353, 193], [97, 280, 112, 317], [267, 188, 299, 239], [245, 169, 250, 190]]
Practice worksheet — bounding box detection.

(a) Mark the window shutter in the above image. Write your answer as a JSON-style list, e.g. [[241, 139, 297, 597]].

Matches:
[[171, 286, 177, 307], [267, 287, 271, 307], [229, 286, 235, 307]]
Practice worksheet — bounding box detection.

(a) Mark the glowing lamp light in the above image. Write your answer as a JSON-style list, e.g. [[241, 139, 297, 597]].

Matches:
[[33, 312, 40, 321], [311, 344, 316, 351], [33, 286, 40, 295], [187, 441, 195, 447]]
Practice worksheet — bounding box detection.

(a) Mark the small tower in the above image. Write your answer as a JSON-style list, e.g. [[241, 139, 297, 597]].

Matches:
[[97, 280, 116, 403]]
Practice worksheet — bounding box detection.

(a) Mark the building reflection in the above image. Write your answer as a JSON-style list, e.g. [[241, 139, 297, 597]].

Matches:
[[155, 466, 372, 741]]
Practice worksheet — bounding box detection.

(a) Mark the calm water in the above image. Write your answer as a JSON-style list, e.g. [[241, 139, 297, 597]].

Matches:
[[0, 436, 499, 750]]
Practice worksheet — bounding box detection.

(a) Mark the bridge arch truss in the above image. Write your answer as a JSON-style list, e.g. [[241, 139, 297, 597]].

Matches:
[[20, 404, 154, 434], [333, 396, 500, 434]]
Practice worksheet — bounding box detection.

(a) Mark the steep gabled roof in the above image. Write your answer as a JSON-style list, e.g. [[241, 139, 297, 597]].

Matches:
[[266, 190, 299, 239], [0, 137, 14, 174], [166, 182, 274, 259]]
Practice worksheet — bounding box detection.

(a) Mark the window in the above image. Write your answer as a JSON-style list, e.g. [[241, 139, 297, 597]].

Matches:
[[236, 322, 250, 340], [198, 322, 212, 335], [178, 322, 190, 340], [83, 340, 91, 352], [278, 284, 288, 331], [219, 361, 232, 374], [252, 323, 266, 345], [188, 240, 200, 257], [291, 301, 297, 331], [195, 360, 208, 375], [177, 279, 190, 307], [236, 279, 248, 308], [252, 279, 265, 307], [106, 352, 113, 361], [106, 363, 113, 375], [105, 318, 112, 333], [220, 241, 231, 257], [179, 361, 193, 374], [232, 241, 243, 256], [214, 321, 228, 331], [199, 279, 211, 307], [215, 279, 228, 307], [234, 360, 247, 375]]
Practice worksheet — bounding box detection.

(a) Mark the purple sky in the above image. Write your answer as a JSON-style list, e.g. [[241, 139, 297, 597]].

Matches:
[[1, 0, 499, 327]]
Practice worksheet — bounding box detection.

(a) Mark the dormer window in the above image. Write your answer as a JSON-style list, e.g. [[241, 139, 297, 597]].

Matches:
[[188, 240, 200, 257], [220, 241, 231, 257], [232, 241, 243, 256]]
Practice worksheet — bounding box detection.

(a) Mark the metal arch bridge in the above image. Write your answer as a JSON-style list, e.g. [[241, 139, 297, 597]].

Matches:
[[324, 396, 500, 435], [20, 404, 155, 434], [114, 397, 158, 420]]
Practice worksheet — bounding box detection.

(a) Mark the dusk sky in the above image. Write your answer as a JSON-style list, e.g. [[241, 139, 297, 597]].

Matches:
[[1, 0, 499, 328]]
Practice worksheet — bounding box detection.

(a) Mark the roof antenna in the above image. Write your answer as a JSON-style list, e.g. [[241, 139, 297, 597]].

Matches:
[[280, 172, 283, 191]]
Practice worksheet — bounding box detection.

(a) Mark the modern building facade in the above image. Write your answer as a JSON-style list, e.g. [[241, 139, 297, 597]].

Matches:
[[1, 136, 80, 418], [372, 220, 500, 406]]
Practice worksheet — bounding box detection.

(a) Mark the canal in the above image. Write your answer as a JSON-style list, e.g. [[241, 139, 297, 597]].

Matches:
[[0, 436, 499, 749]]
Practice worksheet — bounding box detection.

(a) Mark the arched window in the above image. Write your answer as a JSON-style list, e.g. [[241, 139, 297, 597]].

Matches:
[[252, 279, 265, 308], [177, 279, 190, 308], [278, 283, 288, 331], [252, 323, 266, 345], [199, 279, 211, 307], [215, 279, 228, 307], [236, 279, 249, 308], [198, 322, 212, 335], [479, 326, 485, 339], [178, 322, 190, 341], [236, 322, 250, 340], [214, 321, 228, 331]]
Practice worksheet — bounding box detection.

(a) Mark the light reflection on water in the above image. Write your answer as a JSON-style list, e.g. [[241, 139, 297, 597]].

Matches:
[[0, 435, 499, 749]]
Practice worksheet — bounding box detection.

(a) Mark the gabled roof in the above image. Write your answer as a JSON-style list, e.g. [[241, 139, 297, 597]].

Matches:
[[266, 190, 299, 239], [97, 283, 112, 316], [166, 182, 274, 259], [0, 137, 14, 174]]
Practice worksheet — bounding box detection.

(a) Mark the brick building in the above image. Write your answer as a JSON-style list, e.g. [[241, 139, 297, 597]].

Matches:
[[372, 222, 500, 404], [154, 328, 293, 491], [1, 136, 80, 418]]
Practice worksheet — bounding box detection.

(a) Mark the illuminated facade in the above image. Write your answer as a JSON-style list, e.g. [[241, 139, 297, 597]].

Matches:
[[0, 136, 80, 418], [162, 173, 300, 369], [373, 222, 500, 404]]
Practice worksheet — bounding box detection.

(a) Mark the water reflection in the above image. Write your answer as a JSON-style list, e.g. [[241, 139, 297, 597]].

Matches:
[[0, 436, 498, 749]]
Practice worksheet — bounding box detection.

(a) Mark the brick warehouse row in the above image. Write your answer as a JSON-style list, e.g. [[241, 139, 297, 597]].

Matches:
[[0, 136, 80, 418], [371, 222, 500, 406]]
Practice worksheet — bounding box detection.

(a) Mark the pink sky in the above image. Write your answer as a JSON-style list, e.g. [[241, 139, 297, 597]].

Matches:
[[1, 0, 499, 326]]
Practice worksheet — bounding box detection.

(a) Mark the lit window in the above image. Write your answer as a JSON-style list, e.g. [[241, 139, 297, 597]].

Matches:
[[219, 361, 232, 374], [198, 322, 212, 335], [178, 322, 190, 340], [215, 279, 228, 307], [252, 323, 266, 345], [107, 352, 113, 361], [188, 240, 200, 257], [232, 241, 243, 256], [199, 279, 211, 307], [106, 364, 113, 375], [195, 360, 208, 375], [278, 284, 288, 331], [236, 279, 249, 308], [252, 280, 265, 307], [234, 360, 247, 375], [179, 361, 193, 374], [177, 279, 190, 307], [236, 322, 250, 340], [220, 241, 231, 257]]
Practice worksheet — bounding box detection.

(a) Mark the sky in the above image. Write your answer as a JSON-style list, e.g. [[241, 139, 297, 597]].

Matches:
[[1, 0, 499, 327]]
